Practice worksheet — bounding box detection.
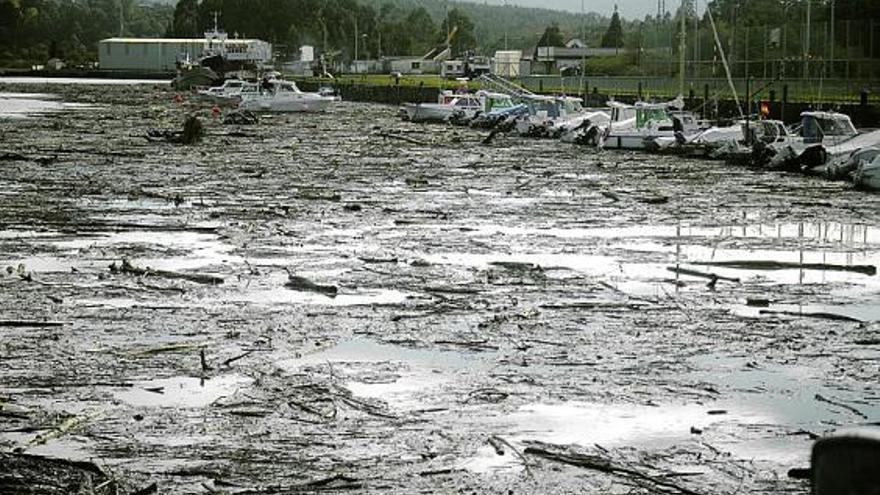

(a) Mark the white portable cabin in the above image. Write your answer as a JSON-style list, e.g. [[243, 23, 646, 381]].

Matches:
[[98, 37, 271, 72]]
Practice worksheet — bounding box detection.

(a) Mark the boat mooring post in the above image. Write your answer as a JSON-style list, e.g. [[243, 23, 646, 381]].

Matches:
[[782, 84, 788, 123], [745, 76, 751, 118], [745, 76, 752, 146], [703, 83, 709, 120]]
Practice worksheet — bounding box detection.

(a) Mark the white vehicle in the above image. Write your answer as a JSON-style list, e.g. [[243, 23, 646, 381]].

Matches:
[[238, 79, 335, 113], [401, 90, 515, 123]]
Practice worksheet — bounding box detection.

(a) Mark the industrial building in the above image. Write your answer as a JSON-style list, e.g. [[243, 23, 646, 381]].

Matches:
[[98, 37, 272, 72]]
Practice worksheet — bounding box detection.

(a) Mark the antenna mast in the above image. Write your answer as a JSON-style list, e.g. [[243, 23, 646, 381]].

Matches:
[[679, 0, 686, 96]]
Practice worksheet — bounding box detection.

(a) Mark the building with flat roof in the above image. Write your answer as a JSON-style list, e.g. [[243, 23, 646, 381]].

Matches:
[[98, 37, 271, 72]]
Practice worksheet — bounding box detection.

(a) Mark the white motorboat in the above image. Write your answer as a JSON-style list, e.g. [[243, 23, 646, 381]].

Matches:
[[195, 79, 252, 106], [514, 95, 609, 139], [854, 154, 880, 191], [401, 90, 515, 123], [656, 119, 795, 160], [763, 111, 867, 170], [824, 147, 880, 181], [598, 100, 702, 150], [238, 79, 335, 113]]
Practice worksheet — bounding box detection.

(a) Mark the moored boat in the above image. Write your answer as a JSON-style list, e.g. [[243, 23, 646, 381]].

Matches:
[[238, 79, 335, 113], [853, 153, 880, 191], [195, 79, 252, 106], [401, 90, 515, 123], [597, 99, 702, 150]]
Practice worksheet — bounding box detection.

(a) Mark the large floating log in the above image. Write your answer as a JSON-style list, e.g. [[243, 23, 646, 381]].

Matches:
[[692, 260, 876, 276]]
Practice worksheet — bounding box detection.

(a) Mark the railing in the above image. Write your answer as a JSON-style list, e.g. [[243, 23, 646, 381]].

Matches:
[[514, 76, 880, 105], [479, 73, 534, 98]]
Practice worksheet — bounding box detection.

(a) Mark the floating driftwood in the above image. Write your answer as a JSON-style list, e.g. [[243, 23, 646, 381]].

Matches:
[[815, 393, 868, 418], [524, 443, 702, 495], [0, 453, 122, 495], [22, 409, 104, 449], [0, 320, 63, 328], [759, 309, 863, 323], [284, 269, 338, 297], [377, 131, 428, 146], [222, 110, 259, 125], [692, 260, 876, 276], [145, 116, 204, 145], [667, 266, 740, 283], [110, 259, 224, 285]]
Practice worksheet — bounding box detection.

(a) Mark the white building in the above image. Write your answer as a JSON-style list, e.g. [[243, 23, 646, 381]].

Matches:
[[387, 58, 440, 75], [493, 50, 523, 78], [98, 37, 272, 72]]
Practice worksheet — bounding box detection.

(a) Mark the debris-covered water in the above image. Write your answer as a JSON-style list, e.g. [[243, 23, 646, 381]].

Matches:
[[0, 81, 878, 493]]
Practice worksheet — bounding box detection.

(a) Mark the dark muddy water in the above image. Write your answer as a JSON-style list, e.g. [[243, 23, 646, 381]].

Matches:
[[0, 82, 878, 493]]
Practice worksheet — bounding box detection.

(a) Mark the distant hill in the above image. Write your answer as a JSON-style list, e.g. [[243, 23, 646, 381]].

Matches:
[[149, 0, 611, 52], [361, 0, 609, 52]]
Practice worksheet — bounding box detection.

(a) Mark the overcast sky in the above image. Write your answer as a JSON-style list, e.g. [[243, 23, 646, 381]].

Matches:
[[487, 0, 696, 21]]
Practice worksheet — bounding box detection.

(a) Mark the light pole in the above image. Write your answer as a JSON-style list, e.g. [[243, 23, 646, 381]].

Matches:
[[829, 0, 835, 78], [504, 0, 508, 50], [804, 0, 811, 79], [361, 34, 368, 60]]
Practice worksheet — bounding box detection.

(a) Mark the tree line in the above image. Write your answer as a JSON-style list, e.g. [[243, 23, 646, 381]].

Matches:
[[2, 0, 877, 79], [0, 0, 172, 67], [0, 0, 611, 67]]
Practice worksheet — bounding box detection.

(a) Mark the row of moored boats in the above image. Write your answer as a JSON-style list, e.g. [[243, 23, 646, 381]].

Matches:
[[398, 76, 880, 192], [193, 76, 338, 113]]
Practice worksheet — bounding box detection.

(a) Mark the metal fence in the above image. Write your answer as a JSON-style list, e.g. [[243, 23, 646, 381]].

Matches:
[[631, 18, 880, 80], [515, 76, 879, 105]]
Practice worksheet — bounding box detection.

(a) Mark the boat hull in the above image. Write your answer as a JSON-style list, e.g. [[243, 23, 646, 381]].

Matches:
[[240, 95, 333, 113], [854, 158, 880, 191], [195, 93, 242, 107], [404, 104, 459, 123], [601, 133, 658, 150]]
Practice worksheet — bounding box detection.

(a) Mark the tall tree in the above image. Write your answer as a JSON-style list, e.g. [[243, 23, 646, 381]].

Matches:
[[536, 23, 566, 48], [438, 7, 476, 57], [600, 5, 624, 48], [171, 0, 199, 37], [404, 7, 436, 56]]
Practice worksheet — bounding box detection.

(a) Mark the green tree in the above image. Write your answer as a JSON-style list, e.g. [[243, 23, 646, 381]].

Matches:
[[404, 7, 436, 56], [171, 0, 198, 37], [600, 5, 624, 48], [536, 23, 565, 48], [438, 7, 476, 57]]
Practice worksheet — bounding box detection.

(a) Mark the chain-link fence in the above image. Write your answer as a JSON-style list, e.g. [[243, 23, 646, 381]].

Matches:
[[516, 76, 878, 104]]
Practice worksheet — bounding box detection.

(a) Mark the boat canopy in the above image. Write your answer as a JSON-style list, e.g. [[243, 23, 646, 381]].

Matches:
[[801, 111, 858, 144], [636, 107, 670, 129]]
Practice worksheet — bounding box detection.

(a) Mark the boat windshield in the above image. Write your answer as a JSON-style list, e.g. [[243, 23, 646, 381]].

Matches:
[[454, 97, 480, 108], [561, 99, 583, 113], [817, 117, 857, 136], [276, 82, 301, 93], [488, 97, 514, 110], [636, 108, 669, 128], [802, 115, 857, 143]]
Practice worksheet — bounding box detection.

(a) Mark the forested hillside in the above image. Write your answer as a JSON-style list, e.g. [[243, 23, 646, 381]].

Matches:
[[2, 0, 878, 76], [0, 0, 172, 67]]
